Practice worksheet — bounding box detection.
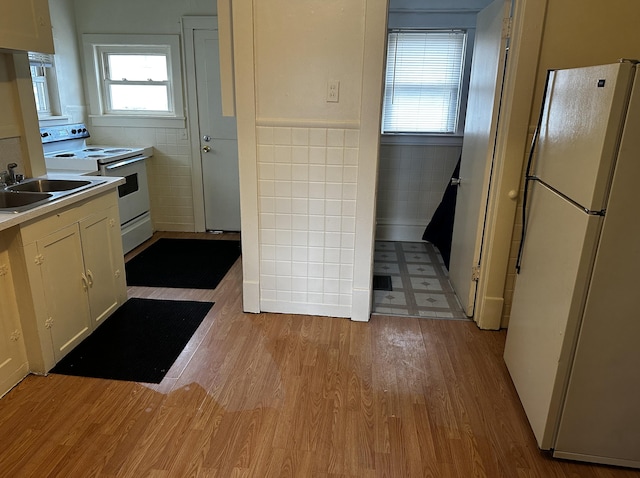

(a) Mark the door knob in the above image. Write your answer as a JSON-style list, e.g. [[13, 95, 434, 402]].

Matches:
[[451, 178, 461, 186], [202, 145, 211, 153]]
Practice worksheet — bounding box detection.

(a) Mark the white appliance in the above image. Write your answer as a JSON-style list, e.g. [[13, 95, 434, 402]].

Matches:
[[41, 123, 153, 253], [504, 61, 640, 468]]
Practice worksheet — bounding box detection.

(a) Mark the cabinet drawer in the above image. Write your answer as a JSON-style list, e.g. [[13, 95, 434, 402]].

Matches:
[[20, 191, 118, 245]]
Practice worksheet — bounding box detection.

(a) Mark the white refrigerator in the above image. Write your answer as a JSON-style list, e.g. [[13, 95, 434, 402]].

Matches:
[[504, 61, 640, 468]]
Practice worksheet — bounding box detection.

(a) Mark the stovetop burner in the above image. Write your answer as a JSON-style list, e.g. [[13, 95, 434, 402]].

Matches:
[[42, 123, 149, 173]]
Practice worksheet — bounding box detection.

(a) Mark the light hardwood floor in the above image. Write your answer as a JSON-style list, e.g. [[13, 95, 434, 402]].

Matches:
[[1, 232, 638, 477]]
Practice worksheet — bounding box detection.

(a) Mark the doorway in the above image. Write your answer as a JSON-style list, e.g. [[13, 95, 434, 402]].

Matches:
[[183, 17, 241, 233], [373, 0, 505, 320]]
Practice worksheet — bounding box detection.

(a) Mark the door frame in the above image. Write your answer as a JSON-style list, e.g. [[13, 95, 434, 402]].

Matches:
[[473, 0, 548, 329], [182, 15, 216, 232]]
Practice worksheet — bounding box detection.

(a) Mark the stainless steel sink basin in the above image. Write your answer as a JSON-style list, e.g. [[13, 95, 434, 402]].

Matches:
[[7, 179, 92, 193], [0, 191, 53, 211], [0, 177, 108, 214]]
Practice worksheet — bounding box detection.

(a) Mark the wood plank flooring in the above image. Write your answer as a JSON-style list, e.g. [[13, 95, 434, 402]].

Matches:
[[1, 232, 639, 477]]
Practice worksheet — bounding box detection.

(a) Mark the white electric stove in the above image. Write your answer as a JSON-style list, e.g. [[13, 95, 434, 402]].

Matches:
[[40, 123, 153, 253]]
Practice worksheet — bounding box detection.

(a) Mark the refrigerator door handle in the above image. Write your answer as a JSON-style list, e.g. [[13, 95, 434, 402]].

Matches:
[[516, 69, 554, 274]]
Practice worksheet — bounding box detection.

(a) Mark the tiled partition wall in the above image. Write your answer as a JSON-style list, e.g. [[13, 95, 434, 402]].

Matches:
[[376, 143, 462, 242], [257, 126, 359, 317]]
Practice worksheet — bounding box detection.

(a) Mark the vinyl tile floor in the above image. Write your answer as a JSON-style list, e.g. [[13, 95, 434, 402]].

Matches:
[[372, 241, 468, 320]]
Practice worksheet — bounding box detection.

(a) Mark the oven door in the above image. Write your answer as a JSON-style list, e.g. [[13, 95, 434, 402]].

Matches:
[[100, 156, 151, 225]]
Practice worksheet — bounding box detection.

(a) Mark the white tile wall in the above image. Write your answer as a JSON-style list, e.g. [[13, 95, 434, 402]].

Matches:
[[89, 126, 195, 232], [257, 126, 359, 316], [376, 143, 461, 241], [150, 128, 195, 231]]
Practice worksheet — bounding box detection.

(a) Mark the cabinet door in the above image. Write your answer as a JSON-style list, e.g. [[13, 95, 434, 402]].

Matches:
[[0, 0, 54, 53], [0, 247, 28, 397], [80, 208, 124, 326], [37, 224, 92, 362]]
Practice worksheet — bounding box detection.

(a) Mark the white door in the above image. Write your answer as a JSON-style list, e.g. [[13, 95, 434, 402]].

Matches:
[[194, 28, 241, 231], [448, 0, 510, 317]]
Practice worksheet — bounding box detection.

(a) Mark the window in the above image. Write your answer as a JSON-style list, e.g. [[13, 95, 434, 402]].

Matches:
[[29, 52, 54, 116], [382, 30, 467, 135], [97, 46, 172, 114], [83, 34, 185, 128]]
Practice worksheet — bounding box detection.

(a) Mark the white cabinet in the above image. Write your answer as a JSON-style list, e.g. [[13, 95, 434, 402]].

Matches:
[[0, 0, 54, 54], [0, 235, 29, 398], [15, 190, 127, 372]]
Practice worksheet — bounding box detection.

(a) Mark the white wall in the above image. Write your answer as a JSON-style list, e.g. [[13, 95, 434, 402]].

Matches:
[[47, 0, 85, 122], [376, 143, 461, 241]]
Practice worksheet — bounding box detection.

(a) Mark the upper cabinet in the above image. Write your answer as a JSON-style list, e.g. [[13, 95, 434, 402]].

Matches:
[[0, 0, 54, 54]]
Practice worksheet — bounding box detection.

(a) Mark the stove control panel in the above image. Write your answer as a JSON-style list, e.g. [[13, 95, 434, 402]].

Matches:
[[40, 123, 90, 144]]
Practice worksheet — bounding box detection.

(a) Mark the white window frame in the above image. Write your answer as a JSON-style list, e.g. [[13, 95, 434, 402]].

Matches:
[[98, 45, 174, 115], [31, 64, 51, 116], [29, 52, 57, 118], [82, 34, 185, 128], [381, 29, 467, 138]]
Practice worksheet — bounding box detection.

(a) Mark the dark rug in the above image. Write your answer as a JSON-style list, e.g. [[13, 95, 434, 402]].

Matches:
[[50, 298, 214, 383], [373, 274, 393, 291], [126, 238, 241, 289]]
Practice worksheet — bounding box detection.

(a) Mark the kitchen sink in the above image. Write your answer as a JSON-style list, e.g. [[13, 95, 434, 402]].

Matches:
[[0, 177, 108, 214], [6, 179, 92, 193], [0, 191, 53, 210]]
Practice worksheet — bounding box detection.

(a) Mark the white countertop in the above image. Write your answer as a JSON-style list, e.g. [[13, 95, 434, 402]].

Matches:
[[0, 174, 125, 233]]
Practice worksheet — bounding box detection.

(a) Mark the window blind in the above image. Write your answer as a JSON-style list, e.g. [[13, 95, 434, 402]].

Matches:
[[382, 30, 466, 134], [28, 51, 54, 67]]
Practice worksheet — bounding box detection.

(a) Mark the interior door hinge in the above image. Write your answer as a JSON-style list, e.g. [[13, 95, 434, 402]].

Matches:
[[34, 254, 45, 265], [471, 265, 481, 282], [502, 16, 512, 39]]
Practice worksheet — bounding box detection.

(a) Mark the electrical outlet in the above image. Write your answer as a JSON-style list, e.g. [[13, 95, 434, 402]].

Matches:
[[327, 80, 340, 103]]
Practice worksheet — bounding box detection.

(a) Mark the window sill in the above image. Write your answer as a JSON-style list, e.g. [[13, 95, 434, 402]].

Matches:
[[89, 115, 186, 129], [38, 116, 70, 126], [381, 133, 463, 146]]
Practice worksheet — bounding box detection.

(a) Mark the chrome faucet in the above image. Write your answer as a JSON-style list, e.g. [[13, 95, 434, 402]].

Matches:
[[7, 163, 17, 184]]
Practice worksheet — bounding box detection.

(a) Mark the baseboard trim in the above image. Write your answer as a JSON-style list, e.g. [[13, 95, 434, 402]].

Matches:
[[375, 223, 426, 242]]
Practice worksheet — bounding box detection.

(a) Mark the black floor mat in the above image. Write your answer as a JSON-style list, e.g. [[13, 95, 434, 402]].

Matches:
[[126, 238, 240, 289], [50, 298, 214, 384], [373, 274, 393, 291]]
